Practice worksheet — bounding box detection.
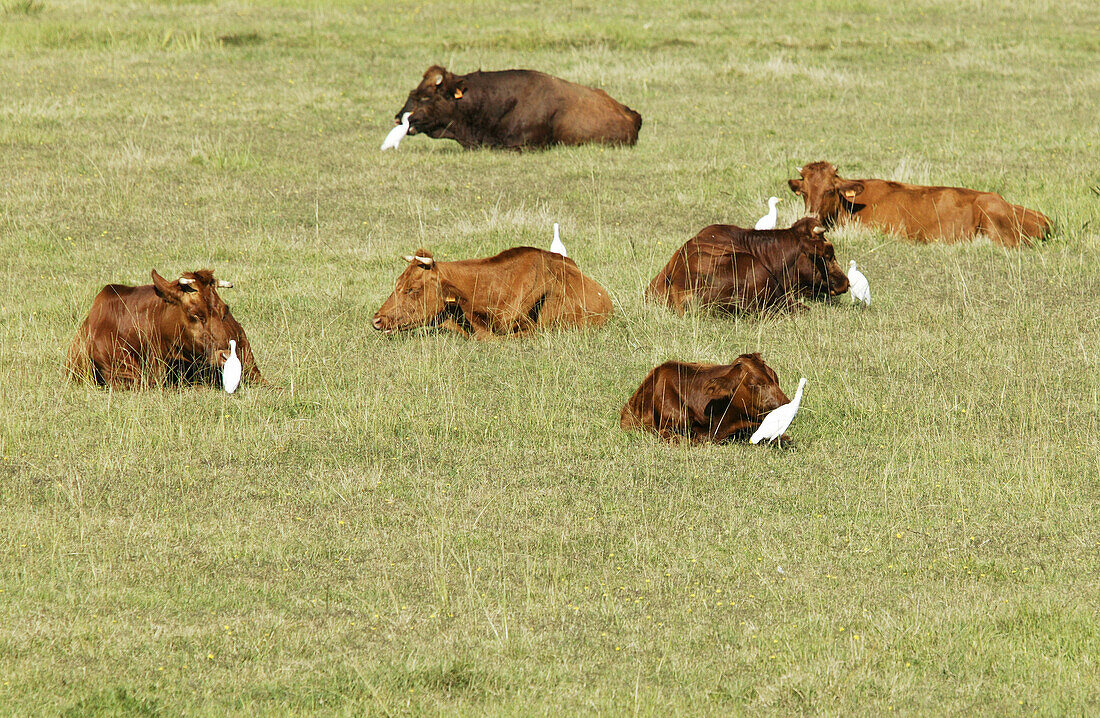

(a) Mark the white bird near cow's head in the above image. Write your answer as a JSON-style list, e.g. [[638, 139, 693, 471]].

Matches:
[[848, 260, 870, 306], [550, 222, 568, 257], [754, 196, 781, 231], [749, 377, 806, 445], [222, 339, 242, 394], [380, 112, 412, 151]]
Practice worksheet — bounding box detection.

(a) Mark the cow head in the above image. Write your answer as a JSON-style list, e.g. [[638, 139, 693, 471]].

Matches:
[[786, 217, 850, 297], [395, 65, 468, 137], [372, 250, 449, 334], [708, 353, 789, 422], [151, 269, 242, 372], [788, 162, 865, 225]]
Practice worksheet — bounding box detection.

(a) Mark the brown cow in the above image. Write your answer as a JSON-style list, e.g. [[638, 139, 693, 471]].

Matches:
[[66, 269, 261, 389], [620, 354, 791, 444], [372, 247, 613, 338], [394, 65, 642, 150], [646, 217, 849, 315], [788, 161, 1050, 247]]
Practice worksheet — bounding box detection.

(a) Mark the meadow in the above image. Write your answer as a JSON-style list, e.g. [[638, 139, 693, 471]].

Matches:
[[2, 0, 1099, 714]]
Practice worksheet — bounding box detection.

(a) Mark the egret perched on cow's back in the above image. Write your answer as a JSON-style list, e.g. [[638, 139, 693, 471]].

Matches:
[[381, 112, 411, 151], [754, 197, 780, 231], [550, 222, 568, 257], [750, 377, 807, 445], [222, 340, 242, 394], [848, 260, 870, 305]]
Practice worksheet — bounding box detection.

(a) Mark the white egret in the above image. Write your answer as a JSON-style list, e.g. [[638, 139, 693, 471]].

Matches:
[[222, 339, 242, 394], [754, 196, 780, 230], [848, 260, 870, 305], [550, 222, 567, 257], [380, 112, 411, 151], [750, 377, 807, 445]]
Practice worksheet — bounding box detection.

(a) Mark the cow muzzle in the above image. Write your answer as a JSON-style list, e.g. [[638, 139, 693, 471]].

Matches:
[[372, 315, 395, 334], [829, 275, 850, 296]]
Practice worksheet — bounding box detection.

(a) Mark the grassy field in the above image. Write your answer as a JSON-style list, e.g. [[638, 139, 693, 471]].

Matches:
[[2, 0, 1100, 714]]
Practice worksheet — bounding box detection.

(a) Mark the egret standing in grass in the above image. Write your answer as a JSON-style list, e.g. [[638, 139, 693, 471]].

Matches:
[[222, 340, 242, 394], [550, 222, 567, 257], [754, 196, 780, 230], [848, 260, 870, 305], [380, 112, 411, 151], [750, 377, 806, 445]]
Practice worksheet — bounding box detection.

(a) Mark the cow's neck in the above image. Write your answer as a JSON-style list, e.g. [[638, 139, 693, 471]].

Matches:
[[435, 260, 485, 300], [758, 242, 803, 278]]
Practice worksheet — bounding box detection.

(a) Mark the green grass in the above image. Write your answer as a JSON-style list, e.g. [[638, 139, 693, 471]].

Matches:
[[2, 0, 1100, 714]]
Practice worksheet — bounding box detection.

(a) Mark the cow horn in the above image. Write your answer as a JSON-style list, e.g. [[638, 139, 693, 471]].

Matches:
[[434, 74, 443, 85], [178, 277, 195, 285], [217, 280, 234, 288], [403, 254, 435, 266], [812, 225, 827, 235]]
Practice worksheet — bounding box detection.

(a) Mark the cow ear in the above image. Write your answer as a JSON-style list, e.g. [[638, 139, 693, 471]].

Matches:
[[440, 280, 462, 305], [788, 178, 804, 195], [422, 65, 447, 86], [701, 379, 733, 399], [837, 180, 864, 201], [151, 269, 183, 305]]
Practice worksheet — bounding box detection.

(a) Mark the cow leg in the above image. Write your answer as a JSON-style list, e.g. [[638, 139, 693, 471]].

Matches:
[[88, 340, 146, 389], [664, 287, 691, 316], [459, 315, 498, 340], [97, 360, 143, 390], [438, 318, 473, 337]]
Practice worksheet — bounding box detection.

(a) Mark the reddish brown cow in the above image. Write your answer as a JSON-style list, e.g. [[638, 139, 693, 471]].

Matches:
[[646, 217, 849, 315], [788, 161, 1050, 247], [620, 354, 791, 444], [372, 247, 613, 338], [394, 65, 642, 150], [66, 269, 261, 389]]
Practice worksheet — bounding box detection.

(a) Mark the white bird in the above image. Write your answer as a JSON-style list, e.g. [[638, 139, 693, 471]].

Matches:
[[550, 222, 567, 257], [380, 112, 411, 151], [750, 377, 807, 445], [754, 196, 780, 230], [222, 339, 241, 394], [848, 260, 870, 306]]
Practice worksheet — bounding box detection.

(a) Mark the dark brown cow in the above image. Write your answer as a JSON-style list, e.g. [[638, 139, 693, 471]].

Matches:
[[620, 354, 791, 443], [646, 217, 850, 315], [788, 161, 1051, 247], [372, 247, 613, 338], [66, 269, 261, 389], [394, 65, 642, 150]]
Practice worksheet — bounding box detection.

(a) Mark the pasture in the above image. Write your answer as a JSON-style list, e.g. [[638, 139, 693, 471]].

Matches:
[[2, 0, 1099, 713]]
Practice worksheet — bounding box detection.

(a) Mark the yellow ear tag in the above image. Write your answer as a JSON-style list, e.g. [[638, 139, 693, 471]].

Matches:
[[843, 189, 858, 200], [454, 89, 463, 99]]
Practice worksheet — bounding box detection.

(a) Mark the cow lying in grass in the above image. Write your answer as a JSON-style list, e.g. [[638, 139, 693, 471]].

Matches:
[[646, 217, 849, 315], [788, 161, 1051, 247], [66, 269, 261, 389], [372, 247, 613, 338], [393, 65, 642, 150], [620, 354, 791, 444]]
